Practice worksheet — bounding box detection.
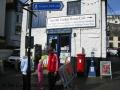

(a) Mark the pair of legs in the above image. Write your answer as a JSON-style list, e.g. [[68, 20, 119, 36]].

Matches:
[[37, 81, 43, 90], [22, 75, 29, 90], [48, 72, 56, 90], [37, 74, 44, 90]]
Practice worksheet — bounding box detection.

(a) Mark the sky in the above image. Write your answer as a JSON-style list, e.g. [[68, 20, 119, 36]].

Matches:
[[108, 0, 120, 15]]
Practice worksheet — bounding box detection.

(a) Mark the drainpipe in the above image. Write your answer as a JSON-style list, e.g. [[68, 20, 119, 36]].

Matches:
[[100, 0, 103, 60]]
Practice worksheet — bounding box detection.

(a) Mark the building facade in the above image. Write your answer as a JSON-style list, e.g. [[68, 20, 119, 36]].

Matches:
[[21, 0, 107, 63], [0, 0, 22, 49], [107, 15, 120, 48]]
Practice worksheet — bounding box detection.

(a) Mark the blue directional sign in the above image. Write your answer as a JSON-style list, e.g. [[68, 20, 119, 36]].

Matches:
[[32, 2, 64, 11]]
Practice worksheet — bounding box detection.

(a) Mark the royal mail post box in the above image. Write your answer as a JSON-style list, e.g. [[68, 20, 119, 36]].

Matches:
[[76, 54, 85, 73]]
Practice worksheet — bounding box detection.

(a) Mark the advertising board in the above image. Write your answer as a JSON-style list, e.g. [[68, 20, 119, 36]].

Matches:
[[100, 61, 112, 79]]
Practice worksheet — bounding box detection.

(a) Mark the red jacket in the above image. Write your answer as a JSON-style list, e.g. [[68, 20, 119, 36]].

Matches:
[[47, 53, 58, 72]]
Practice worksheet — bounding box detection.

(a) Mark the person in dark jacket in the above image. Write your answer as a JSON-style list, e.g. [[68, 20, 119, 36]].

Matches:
[[47, 48, 58, 90]]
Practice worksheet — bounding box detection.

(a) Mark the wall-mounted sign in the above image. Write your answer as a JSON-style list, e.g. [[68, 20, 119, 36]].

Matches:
[[47, 14, 96, 29], [100, 61, 112, 79], [32, 1, 64, 11]]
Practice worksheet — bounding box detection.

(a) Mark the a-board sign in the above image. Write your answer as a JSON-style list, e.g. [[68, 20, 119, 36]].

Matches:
[[100, 61, 112, 79]]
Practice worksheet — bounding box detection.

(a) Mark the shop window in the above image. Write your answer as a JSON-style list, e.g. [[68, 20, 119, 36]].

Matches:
[[60, 35, 70, 52], [67, 1, 81, 15], [32, 11, 46, 28]]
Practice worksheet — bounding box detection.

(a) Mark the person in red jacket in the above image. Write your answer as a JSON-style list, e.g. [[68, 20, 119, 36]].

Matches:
[[47, 48, 58, 90]]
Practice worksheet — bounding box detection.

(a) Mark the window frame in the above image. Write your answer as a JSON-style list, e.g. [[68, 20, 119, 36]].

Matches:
[[67, 1, 81, 15]]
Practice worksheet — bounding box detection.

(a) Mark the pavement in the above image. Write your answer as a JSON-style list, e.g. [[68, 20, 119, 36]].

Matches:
[[0, 56, 120, 90]]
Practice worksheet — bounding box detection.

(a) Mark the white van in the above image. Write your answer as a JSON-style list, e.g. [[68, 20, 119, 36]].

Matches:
[[8, 49, 20, 64]]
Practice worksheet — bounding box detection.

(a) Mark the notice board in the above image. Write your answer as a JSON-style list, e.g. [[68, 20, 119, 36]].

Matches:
[[100, 61, 112, 79]]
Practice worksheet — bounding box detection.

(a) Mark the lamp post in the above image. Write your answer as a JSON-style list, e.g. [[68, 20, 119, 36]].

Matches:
[[19, 0, 34, 90]]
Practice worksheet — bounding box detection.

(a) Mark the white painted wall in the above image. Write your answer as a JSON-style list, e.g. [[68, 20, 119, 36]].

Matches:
[[70, 0, 106, 58]]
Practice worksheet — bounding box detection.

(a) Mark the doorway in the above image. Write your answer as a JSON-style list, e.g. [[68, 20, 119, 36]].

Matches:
[[47, 34, 71, 58]]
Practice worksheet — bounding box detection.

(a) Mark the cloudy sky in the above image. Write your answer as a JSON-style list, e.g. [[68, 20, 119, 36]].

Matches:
[[108, 0, 120, 15]]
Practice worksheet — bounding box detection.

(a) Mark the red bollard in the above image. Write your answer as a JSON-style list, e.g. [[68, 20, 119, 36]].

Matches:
[[76, 54, 85, 73]]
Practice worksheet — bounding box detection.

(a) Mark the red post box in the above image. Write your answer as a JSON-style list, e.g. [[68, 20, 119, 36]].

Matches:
[[76, 54, 85, 73]]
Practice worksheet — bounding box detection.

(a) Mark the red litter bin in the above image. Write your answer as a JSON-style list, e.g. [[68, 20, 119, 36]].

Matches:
[[76, 54, 85, 73]]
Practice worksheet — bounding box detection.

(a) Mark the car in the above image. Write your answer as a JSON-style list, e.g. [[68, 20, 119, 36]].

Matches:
[[8, 49, 20, 64], [107, 48, 118, 56], [117, 48, 120, 57]]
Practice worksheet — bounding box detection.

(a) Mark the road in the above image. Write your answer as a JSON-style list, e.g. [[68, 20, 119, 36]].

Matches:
[[0, 56, 120, 90]]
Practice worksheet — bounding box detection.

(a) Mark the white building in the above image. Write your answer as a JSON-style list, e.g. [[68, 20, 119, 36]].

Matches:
[[21, 0, 107, 63]]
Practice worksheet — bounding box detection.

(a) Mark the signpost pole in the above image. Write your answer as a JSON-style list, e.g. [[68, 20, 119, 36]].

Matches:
[[27, 0, 33, 90]]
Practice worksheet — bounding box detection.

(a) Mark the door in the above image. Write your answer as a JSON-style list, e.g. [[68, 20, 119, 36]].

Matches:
[[47, 34, 60, 55], [47, 34, 71, 64]]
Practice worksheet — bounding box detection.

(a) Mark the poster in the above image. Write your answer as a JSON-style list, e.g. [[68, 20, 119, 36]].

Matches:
[[100, 61, 112, 78]]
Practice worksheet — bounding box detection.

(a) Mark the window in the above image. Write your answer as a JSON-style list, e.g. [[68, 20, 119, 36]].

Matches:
[[32, 11, 46, 28], [109, 36, 113, 40], [16, 15, 19, 23], [16, 14, 22, 24], [118, 43, 120, 47], [16, 3, 23, 12], [115, 21, 118, 23], [15, 25, 21, 34], [118, 37, 120, 41], [60, 35, 70, 52], [109, 42, 113, 48], [11, 49, 20, 56], [67, 1, 81, 15]]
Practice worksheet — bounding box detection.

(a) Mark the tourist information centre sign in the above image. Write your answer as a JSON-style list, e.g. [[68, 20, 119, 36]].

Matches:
[[32, 1, 64, 11], [47, 14, 96, 29]]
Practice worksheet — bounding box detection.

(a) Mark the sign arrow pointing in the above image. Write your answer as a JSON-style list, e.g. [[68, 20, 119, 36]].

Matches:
[[32, 1, 64, 11]]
